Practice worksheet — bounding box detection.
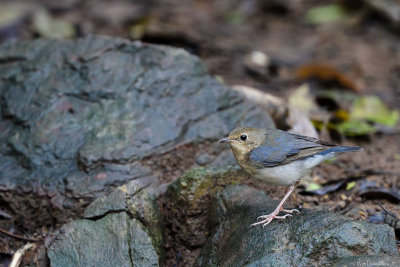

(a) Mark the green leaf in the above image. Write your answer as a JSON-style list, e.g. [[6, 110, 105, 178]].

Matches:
[[33, 11, 75, 38], [336, 120, 376, 136], [129, 16, 152, 40], [350, 96, 399, 127], [225, 11, 246, 25], [346, 181, 356, 190], [306, 4, 347, 24], [305, 182, 322, 192]]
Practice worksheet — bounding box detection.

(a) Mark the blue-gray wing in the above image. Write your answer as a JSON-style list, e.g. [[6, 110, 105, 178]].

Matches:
[[248, 130, 337, 168]]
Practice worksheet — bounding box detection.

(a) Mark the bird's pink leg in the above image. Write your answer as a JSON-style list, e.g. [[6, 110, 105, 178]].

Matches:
[[251, 180, 300, 227]]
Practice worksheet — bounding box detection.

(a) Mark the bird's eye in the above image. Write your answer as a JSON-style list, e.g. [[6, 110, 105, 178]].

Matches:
[[240, 134, 247, 141]]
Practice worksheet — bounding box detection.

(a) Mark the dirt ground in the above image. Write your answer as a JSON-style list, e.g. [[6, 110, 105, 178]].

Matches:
[[1, 0, 400, 265]]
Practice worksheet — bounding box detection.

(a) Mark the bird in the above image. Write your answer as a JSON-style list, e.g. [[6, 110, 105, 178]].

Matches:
[[219, 127, 362, 227]]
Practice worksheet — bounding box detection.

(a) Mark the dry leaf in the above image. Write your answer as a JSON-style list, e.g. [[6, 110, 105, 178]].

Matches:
[[296, 63, 362, 92]]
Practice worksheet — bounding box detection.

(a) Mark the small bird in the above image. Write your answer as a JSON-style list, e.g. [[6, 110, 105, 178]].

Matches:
[[219, 127, 362, 227]]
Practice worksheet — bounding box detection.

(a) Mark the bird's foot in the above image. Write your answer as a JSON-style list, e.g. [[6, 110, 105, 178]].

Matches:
[[250, 209, 300, 227], [250, 212, 292, 227]]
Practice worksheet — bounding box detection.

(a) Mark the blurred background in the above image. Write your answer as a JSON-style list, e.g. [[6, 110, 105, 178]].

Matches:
[[1, 0, 399, 121], [1, 0, 400, 264], [0, 0, 399, 104]]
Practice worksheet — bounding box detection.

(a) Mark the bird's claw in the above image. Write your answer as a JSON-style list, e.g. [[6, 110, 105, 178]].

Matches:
[[281, 208, 300, 214], [250, 217, 273, 227], [256, 214, 270, 221], [275, 214, 293, 219], [251, 209, 299, 227]]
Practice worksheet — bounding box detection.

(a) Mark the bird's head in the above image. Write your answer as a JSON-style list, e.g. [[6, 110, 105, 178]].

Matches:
[[219, 127, 266, 157]]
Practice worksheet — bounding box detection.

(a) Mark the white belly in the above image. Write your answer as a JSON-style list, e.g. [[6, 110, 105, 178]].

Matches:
[[252, 154, 329, 186]]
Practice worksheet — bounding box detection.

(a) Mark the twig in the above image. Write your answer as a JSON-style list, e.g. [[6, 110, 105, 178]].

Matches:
[[377, 202, 399, 217], [9, 243, 36, 267], [0, 227, 40, 242]]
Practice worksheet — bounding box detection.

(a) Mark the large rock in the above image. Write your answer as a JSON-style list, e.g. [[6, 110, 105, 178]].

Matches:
[[0, 35, 274, 227], [195, 185, 399, 267], [46, 179, 163, 266]]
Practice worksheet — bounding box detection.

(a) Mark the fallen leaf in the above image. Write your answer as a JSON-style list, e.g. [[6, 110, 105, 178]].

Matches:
[[346, 181, 356, 190], [33, 10, 75, 38], [225, 10, 246, 25], [214, 75, 224, 84], [359, 180, 379, 191], [231, 85, 285, 117], [287, 84, 319, 138], [301, 173, 367, 196], [296, 63, 362, 92], [359, 188, 400, 203], [350, 96, 399, 127], [335, 109, 350, 121], [129, 16, 153, 40], [0, 4, 26, 28], [336, 120, 376, 136], [300, 180, 346, 196], [305, 182, 322, 192], [306, 4, 347, 24], [288, 84, 318, 115], [359, 210, 366, 217]]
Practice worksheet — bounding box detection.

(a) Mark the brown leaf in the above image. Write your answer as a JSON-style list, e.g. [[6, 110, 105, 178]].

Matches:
[[295, 63, 363, 93]]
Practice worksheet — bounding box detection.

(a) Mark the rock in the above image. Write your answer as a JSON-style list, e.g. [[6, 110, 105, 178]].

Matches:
[[46, 212, 129, 266], [164, 167, 250, 266], [334, 255, 400, 267], [0, 35, 274, 228], [83, 177, 152, 218], [47, 179, 164, 266], [165, 167, 247, 248], [195, 185, 399, 267], [47, 212, 158, 267]]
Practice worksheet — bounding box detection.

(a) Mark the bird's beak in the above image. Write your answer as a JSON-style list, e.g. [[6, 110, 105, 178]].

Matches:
[[219, 137, 231, 143]]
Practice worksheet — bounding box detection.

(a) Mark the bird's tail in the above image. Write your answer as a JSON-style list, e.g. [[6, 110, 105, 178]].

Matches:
[[318, 146, 363, 156]]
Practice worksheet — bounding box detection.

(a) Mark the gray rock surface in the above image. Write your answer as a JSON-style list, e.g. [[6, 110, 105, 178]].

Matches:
[[47, 179, 163, 266], [334, 255, 400, 267], [195, 185, 399, 267], [47, 212, 134, 267], [0, 35, 274, 226]]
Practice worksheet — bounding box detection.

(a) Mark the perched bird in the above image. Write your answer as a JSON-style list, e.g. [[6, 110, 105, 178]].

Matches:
[[219, 127, 362, 227]]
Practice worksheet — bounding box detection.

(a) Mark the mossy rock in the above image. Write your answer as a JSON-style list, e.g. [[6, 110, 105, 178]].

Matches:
[[165, 166, 249, 247]]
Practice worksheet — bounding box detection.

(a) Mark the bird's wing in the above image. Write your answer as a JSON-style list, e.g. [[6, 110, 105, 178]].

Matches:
[[247, 130, 337, 168]]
